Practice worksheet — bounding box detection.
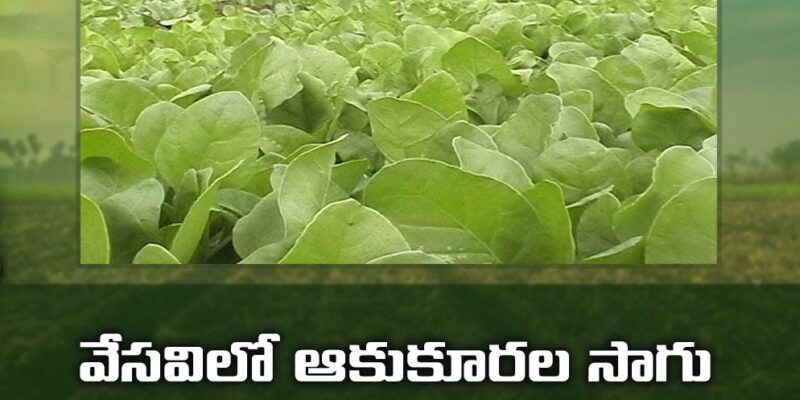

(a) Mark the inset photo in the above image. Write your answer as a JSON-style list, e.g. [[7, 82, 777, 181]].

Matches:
[[79, 0, 718, 265]]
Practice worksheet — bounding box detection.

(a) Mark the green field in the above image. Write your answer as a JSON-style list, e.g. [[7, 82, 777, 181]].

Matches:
[[721, 184, 800, 200], [0, 184, 75, 201]]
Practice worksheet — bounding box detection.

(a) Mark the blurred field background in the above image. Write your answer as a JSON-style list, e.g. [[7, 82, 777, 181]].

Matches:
[[1, 0, 799, 284]]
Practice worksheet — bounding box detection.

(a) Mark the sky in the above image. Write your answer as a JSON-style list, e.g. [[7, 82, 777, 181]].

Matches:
[[722, 0, 800, 157], [0, 1, 75, 164]]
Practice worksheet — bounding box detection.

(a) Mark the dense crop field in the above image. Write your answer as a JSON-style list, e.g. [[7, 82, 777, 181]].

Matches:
[[80, 0, 718, 265]]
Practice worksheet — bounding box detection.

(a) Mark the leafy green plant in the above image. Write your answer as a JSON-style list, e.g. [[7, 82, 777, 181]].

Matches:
[[80, 0, 717, 265]]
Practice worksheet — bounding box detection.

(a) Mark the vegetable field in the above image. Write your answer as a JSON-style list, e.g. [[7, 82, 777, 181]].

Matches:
[[80, 0, 718, 265]]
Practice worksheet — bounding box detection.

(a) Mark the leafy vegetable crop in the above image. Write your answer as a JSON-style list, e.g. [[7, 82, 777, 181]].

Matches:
[[80, 0, 717, 265]]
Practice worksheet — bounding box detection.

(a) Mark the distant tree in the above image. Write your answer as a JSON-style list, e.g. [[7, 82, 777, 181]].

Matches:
[[769, 139, 800, 181], [26, 132, 42, 162], [724, 148, 748, 180], [50, 141, 66, 160], [12, 139, 28, 169], [0, 138, 12, 159]]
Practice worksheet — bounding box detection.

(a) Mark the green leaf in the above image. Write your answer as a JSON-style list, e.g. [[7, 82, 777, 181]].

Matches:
[[364, 159, 565, 264], [170, 162, 242, 263], [280, 199, 410, 264], [98, 178, 165, 264], [453, 137, 533, 191], [631, 104, 715, 151], [546, 62, 631, 133], [133, 244, 181, 264], [493, 94, 562, 173], [366, 97, 449, 162], [522, 181, 576, 263], [560, 89, 594, 120], [368, 251, 447, 264], [576, 192, 621, 259], [422, 121, 497, 165], [216, 35, 302, 110], [582, 236, 645, 264], [81, 128, 155, 200], [295, 44, 356, 90], [328, 159, 370, 201], [154, 91, 261, 188], [361, 41, 405, 77], [614, 146, 715, 240], [233, 192, 285, 259], [278, 136, 347, 237], [260, 125, 317, 157], [131, 101, 183, 162], [531, 137, 629, 204], [465, 75, 517, 125], [626, 87, 714, 124], [555, 106, 598, 140], [266, 72, 336, 134], [401, 71, 467, 120], [594, 55, 646, 95], [442, 37, 524, 96], [81, 79, 160, 128], [80, 194, 110, 264], [645, 177, 717, 264]]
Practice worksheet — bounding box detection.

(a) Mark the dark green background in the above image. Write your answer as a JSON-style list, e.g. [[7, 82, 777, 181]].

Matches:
[[2, 1, 800, 398]]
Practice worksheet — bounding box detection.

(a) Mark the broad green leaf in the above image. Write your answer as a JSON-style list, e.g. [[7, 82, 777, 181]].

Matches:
[[364, 159, 566, 264], [401, 71, 467, 120], [233, 192, 285, 259], [546, 62, 631, 133], [493, 94, 561, 173], [170, 84, 212, 107], [154, 91, 261, 188], [81, 79, 159, 128], [576, 192, 621, 259], [214, 189, 262, 218], [278, 136, 347, 237], [465, 75, 517, 124], [366, 97, 449, 162], [170, 162, 242, 263], [637, 34, 696, 80], [260, 125, 317, 157], [216, 35, 302, 110], [266, 72, 336, 135], [295, 44, 355, 90], [80, 194, 110, 264], [672, 64, 717, 95], [631, 104, 715, 151], [522, 181, 576, 263], [594, 55, 646, 95], [361, 41, 405, 77], [560, 89, 594, 120], [422, 121, 497, 165], [328, 159, 370, 201], [555, 106, 598, 140], [368, 251, 447, 264], [620, 45, 674, 88], [614, 146, 715, 240], [645, 177, 716, 264], [280, 199, 410, 264], [133, 244, 181, 264], [99, 178, 165, 264], [453, 137, 533, 191], [531, 137, 629, 203], [131, 101, 183, 162], [582, 236, 645, 264], [442, 37, 524, 96], [626, 87, 713, 123], [81, 128, 155, 201]]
